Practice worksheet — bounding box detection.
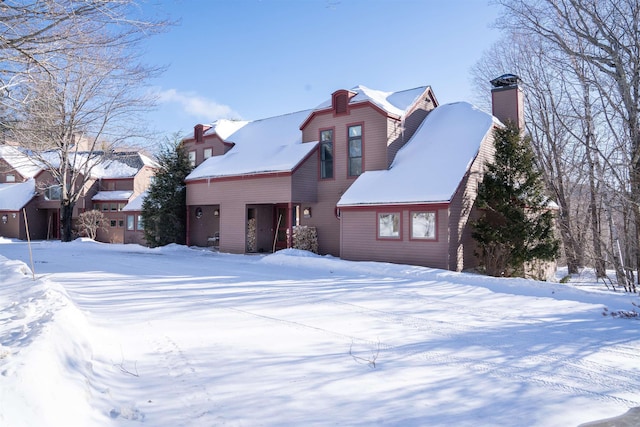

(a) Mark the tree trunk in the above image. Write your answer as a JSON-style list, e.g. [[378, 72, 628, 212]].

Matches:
[[60, 201, 75, 242], [585, 144, 606, 278]]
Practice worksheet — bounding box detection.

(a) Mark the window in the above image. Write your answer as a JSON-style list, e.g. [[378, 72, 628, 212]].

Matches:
[[137, 215, 144, 230], [44, 184, 62, 201], [320, 129, 333, 179], [411, 211, 436, 240], [204, 148, 213, 159], [378, 212, 400, 238], [102, 203, 109, 211], [127, 215, 134, 230], [188, 150, 196, 167], [93, 203, 100, 211], [118, 219, 124, 228], [118, 203, 125, 211], [348, 125, 362, 176], [110, 220, 117, 228], [6, 174, 15, 182], [110, 203, 117, 211]]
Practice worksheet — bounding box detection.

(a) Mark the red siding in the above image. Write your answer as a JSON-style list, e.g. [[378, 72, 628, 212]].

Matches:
[[181, 134, 230, 167], [339, 206, 450, 269], [301, 104, 391, 255], [447, 129, 496, 271]]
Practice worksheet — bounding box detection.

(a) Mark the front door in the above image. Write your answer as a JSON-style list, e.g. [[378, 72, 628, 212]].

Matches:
[[274, 205, 288, 251]]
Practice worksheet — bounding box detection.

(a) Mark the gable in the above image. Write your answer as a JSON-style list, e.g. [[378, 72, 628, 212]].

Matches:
[[301, 85, 431, 131], [0, 145, 42, 179]]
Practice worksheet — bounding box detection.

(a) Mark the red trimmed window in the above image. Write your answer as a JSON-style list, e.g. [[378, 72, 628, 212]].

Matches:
[[320, 129, 333, 179], [378, 212, 401, 239], [348, 124, 362, 177], [411, 211, 436, 240]]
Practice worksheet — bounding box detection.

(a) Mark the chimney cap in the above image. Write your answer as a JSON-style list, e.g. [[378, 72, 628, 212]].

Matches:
[[490, 74, 520, 88]]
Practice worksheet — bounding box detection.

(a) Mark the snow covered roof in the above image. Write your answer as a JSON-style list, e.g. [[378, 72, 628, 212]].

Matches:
[[186, 110, 318, 181], [338, 102, 497, 207], [0, 145, 42, 179], [8, 149, 155, 180], [203, 119, 250, 140], [0, 179, 37, 210], [122, 191, 147, 212], [92, 191, 133, 202], [315, 85, 429, 117], [90, 152, 157, 179]]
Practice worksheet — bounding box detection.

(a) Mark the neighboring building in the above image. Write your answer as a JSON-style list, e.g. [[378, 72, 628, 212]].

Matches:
[[183, 78, 526, 271], [121, 191, 147, 245], [89, 152, 157, 244], [0, 147, 157, 243], [0, 145, 48, 240]]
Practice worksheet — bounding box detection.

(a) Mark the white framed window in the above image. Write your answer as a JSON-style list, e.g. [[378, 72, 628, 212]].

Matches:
[[127, 215, 134, 230], [203, 148, 213, 159], [6, 174, 15, 182], [411, 211, 436, 240], [378, 212, 400, 239], [188, 150, 196, 167]]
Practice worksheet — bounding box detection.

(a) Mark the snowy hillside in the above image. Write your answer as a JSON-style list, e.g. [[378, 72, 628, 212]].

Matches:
[[0, 238, 639, 426]]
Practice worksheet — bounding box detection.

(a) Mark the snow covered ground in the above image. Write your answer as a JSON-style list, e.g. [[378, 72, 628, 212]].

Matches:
[[1, 238, 639, 427]]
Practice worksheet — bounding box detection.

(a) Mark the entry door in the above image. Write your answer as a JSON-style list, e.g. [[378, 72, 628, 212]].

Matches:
[[274, 205, 288, 251]]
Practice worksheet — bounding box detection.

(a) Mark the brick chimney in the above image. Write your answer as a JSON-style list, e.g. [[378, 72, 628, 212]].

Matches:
[[193, 124, 211, 143], [490, 74, 524, 130]]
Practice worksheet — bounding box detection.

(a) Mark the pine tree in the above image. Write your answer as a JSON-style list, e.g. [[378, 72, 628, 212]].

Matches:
[[473, 122, 559, 278], [141, 137, 193, 247]]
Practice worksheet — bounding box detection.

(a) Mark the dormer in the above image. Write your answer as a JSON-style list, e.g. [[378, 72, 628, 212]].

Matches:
[[331, 89, 357, 116], [193, 124, 212, 143]]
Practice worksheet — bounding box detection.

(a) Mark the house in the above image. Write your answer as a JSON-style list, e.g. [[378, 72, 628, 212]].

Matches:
[[0, 147, 157, 243], [121, 191, 147, 245], [0, 145, 48, 240], [183, 77, 525, 271], [184, 84, 437, 253], [89, 152, 157, 244]]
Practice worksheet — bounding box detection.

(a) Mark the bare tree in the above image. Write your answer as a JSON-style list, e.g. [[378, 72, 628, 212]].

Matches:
[[2, 1, 166, 241], [472, 34, 588, 275], [491, 0, 640, 290], [0, 0, 163, 93]]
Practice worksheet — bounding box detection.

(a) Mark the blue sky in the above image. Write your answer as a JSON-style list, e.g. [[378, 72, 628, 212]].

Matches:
[[142, 0, 503, 138]]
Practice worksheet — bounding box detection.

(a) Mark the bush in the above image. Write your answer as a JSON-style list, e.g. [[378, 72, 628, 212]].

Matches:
[[77, 210, 108, 240]]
